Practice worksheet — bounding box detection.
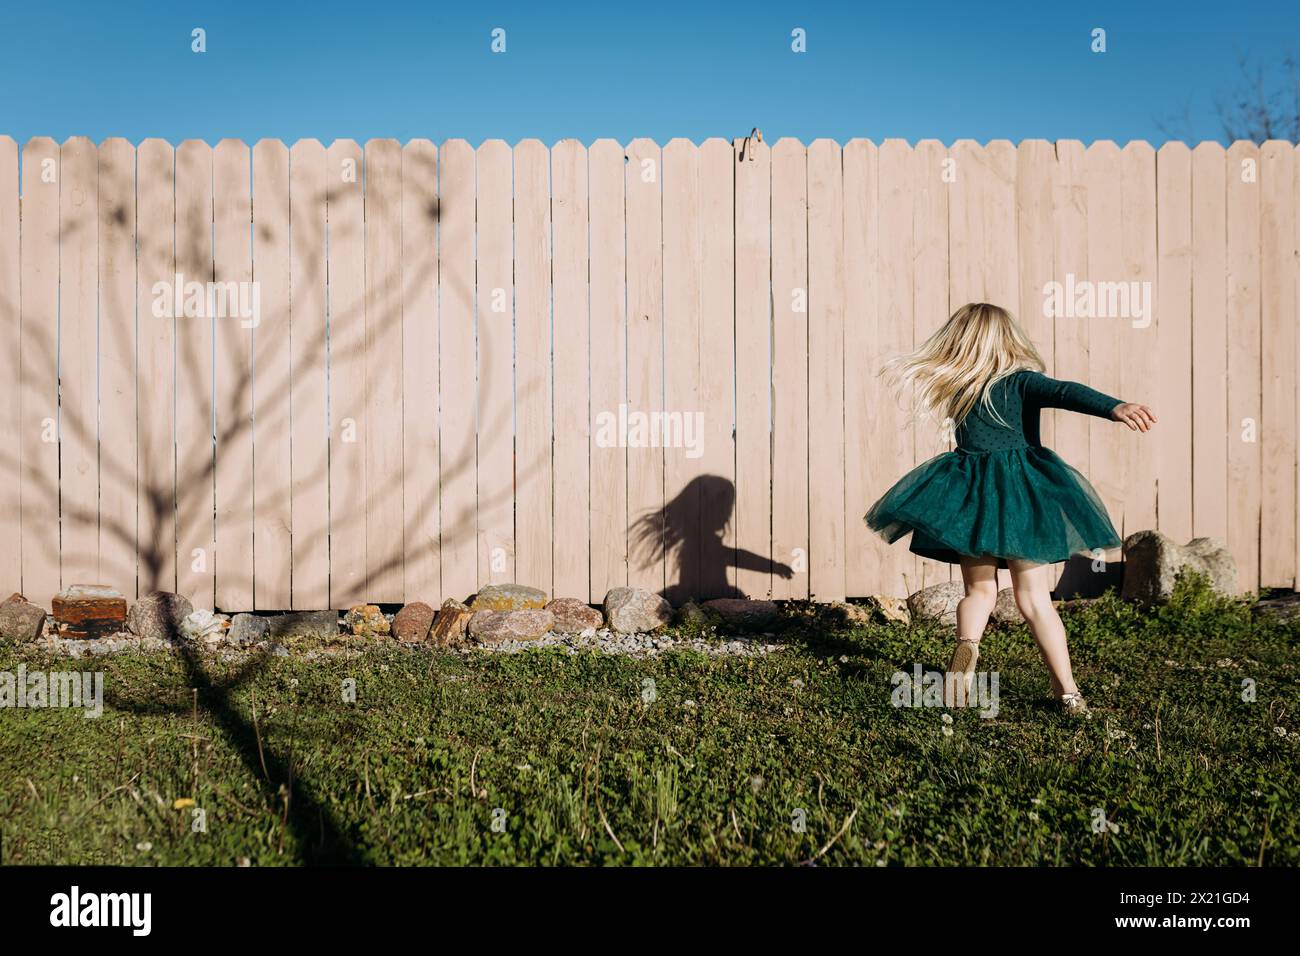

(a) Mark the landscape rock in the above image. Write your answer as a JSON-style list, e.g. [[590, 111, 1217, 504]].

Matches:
[[2, 592, 26, 606], [228, 613, 270, 645], [603, 587, 673, 634], [468, 608, 554, 644], [674, 600, 719, 629], [833, 595, 911, 627], [991, 588, 1024, 625], [545, 598, 603, 634], [393, 602, 436, 642], [1254, 592, 1300, 624], [1121, 530, 1237, 604], [53, 584, 127, 638], [430, 599, 473, 646], [0, 597, 47, 643], [264, 610, 339, 641], [703, 598, 779, 632], [126, 591, 194, 641], [344, 603, 390, 638], [470, 583, 548, 612], [906, 581, 966, 626], [181, 609, 230, 643]]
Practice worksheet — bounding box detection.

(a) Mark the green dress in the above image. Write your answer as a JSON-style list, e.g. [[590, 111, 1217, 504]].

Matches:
[[864, 370, 1123, 566]]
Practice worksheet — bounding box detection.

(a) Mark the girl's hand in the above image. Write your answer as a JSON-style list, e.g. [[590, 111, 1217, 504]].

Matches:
[[1112, 402, 1157, 432]]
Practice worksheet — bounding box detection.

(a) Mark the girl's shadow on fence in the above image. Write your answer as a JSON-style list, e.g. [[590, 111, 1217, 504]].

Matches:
[[631, 475, 793, 606]]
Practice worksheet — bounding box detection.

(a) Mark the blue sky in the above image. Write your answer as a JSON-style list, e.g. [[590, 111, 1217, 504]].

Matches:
[[0, 0, 1295, 145]]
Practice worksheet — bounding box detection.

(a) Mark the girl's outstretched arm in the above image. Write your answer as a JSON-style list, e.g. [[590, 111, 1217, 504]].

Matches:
[[1022, 371, 1156, 431], [1022, 370, 1123, 419]]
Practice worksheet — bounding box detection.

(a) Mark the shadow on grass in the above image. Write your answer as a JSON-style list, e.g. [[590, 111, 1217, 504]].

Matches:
[[105, 622, 366, 865]]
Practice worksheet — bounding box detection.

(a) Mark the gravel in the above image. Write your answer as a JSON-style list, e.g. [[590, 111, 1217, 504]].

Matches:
[[461, 627, 783, 658], [16, 626, 784, 660]]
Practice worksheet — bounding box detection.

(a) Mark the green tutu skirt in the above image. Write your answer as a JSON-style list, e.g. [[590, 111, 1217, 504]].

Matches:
[[864, 446, 1121, 567]]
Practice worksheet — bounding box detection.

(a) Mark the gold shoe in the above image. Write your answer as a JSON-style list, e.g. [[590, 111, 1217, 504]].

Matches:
[[1058, 692, 1088, 715], [945, 639, 980, 707]]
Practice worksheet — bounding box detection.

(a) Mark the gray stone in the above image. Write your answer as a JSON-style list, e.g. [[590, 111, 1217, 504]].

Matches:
[[393, 602, 436, 642], [181, 609, 230, 643], [431, 598, 473, 645], [545, 598, 603, 633], [0, 598, 47, 643], [126, 591, 193, 641], [603, 587, 673, 634], [1121, 530, 1237, 604], [470, 583, 549, 611], [228, 613, 270, 645], [703, 598, 779, 632], [991, 588, 1024, 625], [1254, 592, 1300, 624], [264, 610, 339, 641], [906, 581, 966, 626], [674, 600, 719, 629], [468, 608, 554, 643]]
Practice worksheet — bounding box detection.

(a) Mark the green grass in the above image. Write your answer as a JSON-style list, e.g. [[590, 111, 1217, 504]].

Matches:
[[1, 577, 1296, 866]]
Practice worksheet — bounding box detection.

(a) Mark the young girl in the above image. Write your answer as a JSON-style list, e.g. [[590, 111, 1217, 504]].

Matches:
[[865, 303, 1156, 714]]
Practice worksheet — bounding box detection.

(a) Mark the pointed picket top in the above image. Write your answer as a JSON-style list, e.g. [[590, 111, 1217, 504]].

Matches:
[[663, 138, 699, 169], [476, 138, 511, 160], [288, 139, 325, 173], [1260, 140, 1293, 165], [1157, 140, 1192, 158], [365, 137, 401, 154], [808, 138, 842, 160], [97, 138, 135, 188], [253, 138, 289, 157], [1191, 140, 1226, 158], [1122, 139, 1156, 158], [514, 139, 548, 166]]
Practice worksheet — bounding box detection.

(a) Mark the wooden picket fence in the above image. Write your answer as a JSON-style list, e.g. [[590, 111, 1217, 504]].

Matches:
[[0, 135, 1296, 610]]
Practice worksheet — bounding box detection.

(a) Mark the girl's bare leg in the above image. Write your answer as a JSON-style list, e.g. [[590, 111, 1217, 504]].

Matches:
[[945, 557, 998, 705], [956, 555, 999, 643], [1008, 559, 1078, 698]]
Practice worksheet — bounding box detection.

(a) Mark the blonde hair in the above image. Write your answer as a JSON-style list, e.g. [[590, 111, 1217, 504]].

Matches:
[[882, 303, 1046, 428]]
